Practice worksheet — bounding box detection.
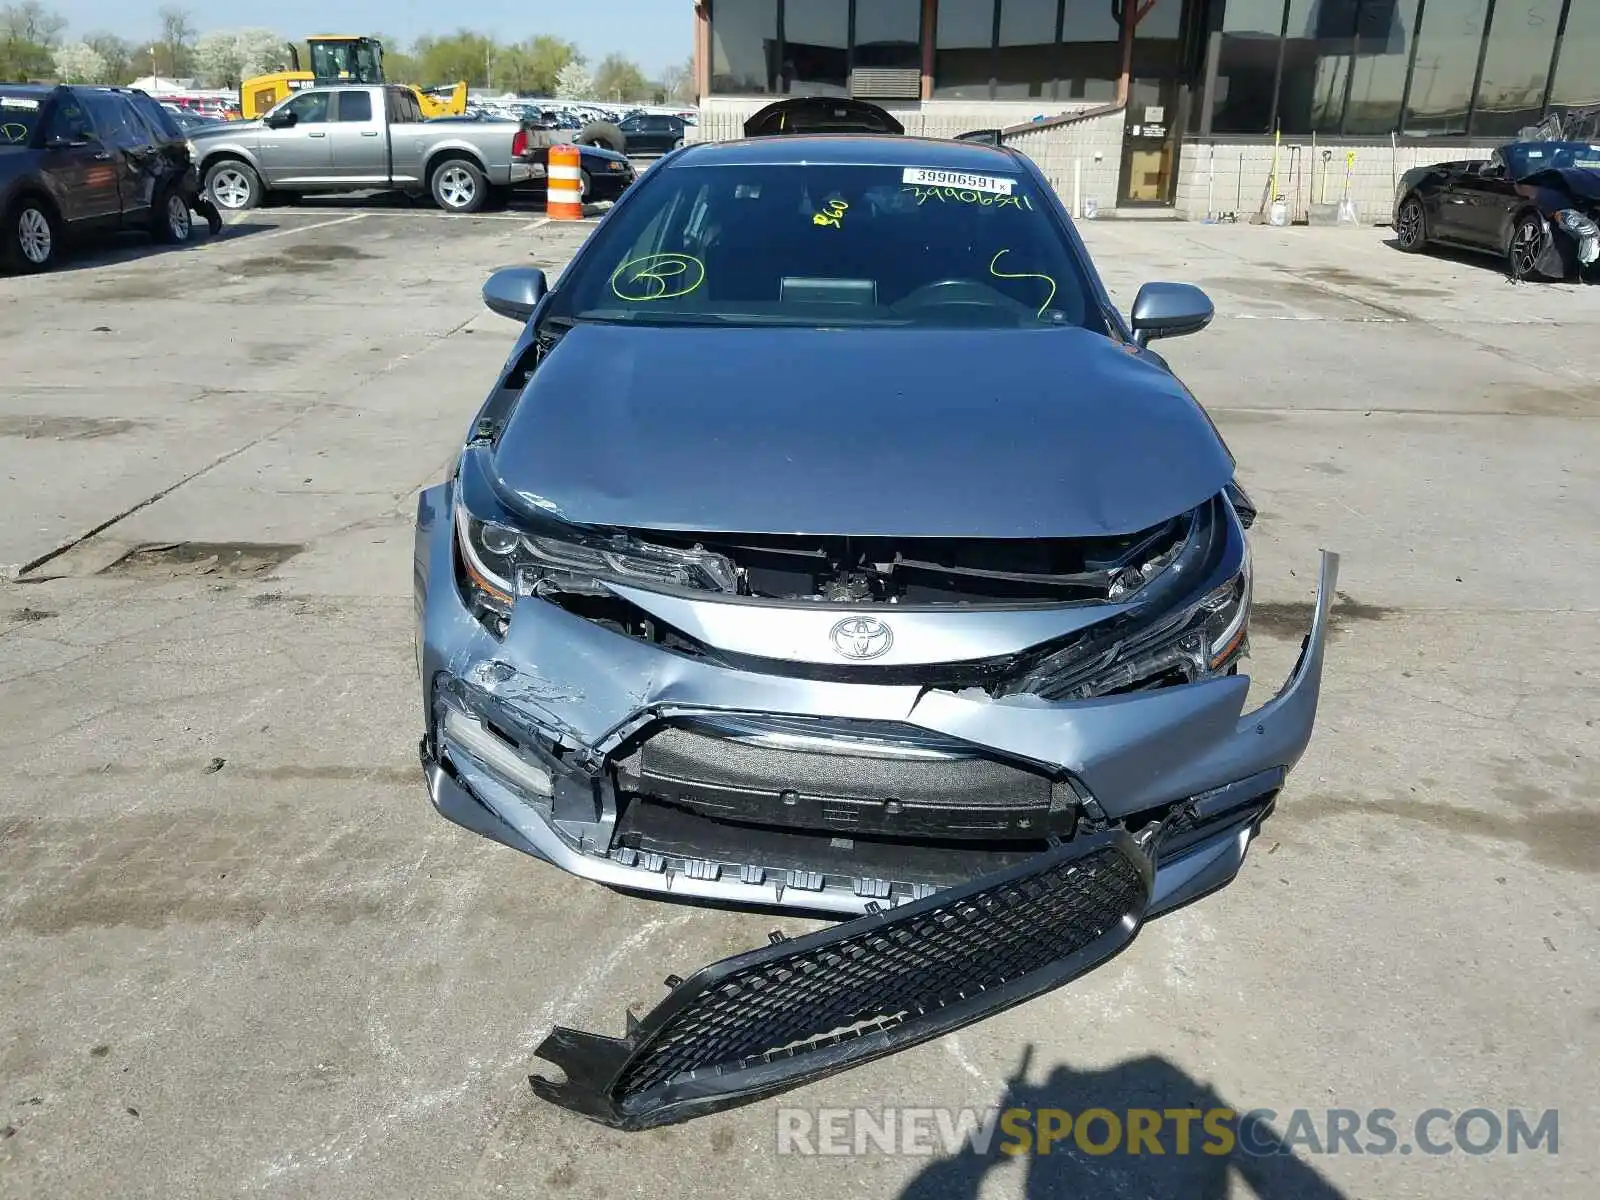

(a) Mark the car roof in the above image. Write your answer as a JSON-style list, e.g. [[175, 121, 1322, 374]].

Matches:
[[670, 134, 1024, 172]]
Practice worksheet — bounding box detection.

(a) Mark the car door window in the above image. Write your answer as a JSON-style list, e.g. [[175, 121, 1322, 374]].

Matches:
[[131, 93, 182, 141], [83, 93, 145, 150], [38, 95, 92, 144], [281, 90, 331, 125], [620, 116, 642, 132], [334, 90, 373, 122]]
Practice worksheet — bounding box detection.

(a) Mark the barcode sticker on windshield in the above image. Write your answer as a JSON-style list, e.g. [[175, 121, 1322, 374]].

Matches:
[[0, 96, 39, 109], [903, 168, 1015, 196]]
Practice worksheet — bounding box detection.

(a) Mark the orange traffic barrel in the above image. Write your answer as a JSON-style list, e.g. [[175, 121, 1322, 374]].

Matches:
[[547, 144, 584, 219]]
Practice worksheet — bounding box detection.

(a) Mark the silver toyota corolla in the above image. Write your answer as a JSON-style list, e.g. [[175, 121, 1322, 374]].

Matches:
[[414, 132, 1335, 1128]]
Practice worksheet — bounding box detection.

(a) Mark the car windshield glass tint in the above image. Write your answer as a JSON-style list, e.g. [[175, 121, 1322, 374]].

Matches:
[[1503, 141, 1600, 177], [0, 92, 43, 144], [548, 162, 1101, 331]]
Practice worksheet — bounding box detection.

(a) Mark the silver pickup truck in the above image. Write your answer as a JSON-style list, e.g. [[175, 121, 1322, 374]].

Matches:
[[190, 84, 540, 214]]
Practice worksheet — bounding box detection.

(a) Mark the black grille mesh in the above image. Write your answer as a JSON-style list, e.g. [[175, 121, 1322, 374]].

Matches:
[[617, 846, 1143, 1100]]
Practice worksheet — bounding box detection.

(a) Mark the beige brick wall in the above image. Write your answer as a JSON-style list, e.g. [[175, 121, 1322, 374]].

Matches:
[[1001, 111, 1126, 218], [1173, 140, 1496, 224]]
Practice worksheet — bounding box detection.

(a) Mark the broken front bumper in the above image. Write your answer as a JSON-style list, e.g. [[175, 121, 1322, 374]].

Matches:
[[417, 482, 1338, 920], [531, 828, 1153, 1129]]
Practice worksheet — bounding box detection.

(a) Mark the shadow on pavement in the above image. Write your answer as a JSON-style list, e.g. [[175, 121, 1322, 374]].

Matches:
[[899, 1045, 1350, 1200], [11, 221, 278, 275]]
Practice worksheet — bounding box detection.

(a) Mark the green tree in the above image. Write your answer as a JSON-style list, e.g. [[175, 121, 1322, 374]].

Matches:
[[0, 2, 64, 81], [517, 34, 577, 95], [413, 29, 494, 88], [154, 5, 195, 77], [84, 30, 136, 83], [664, 54, 695, 104], [592, 52, 649, 103], [368, 33, 418, 86]]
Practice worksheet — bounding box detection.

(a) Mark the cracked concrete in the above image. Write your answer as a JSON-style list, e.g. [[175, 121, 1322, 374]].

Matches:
[[0, 207, 1595, 1199]]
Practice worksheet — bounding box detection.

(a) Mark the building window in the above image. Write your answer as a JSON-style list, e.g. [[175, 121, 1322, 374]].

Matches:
[[996, 0, 1061, 99], [1279, 0, 1359, 133], [933, 0, 997, 97], [784, 0, 851, 93], [1401, 0, 1489, 134], [1471, 0, 1561, 136], [1343, 0, 1423, 134], [1207, 0, 1287, 133], [855, 0, 923, 70], [710, 0, 925, 96], [1130, 0, 1185, 74], [1550, 0, 1598, 109], [1059, 0, 1124, 100], [711, 0, 779, 93]]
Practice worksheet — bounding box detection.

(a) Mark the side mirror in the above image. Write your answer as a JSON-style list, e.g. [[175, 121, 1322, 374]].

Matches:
[[483, 267, 548, 323], [264, 110, 297, 129], [1129, 282, 1214, 347]]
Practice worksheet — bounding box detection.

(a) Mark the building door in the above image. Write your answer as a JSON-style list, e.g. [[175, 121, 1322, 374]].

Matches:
[[1118, 78, 1180, 206]]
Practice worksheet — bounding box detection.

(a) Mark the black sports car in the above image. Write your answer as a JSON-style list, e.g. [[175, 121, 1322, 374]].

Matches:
[[1393, 141, 1600, 281]]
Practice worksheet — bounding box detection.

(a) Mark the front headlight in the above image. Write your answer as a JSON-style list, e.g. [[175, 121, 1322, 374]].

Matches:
[[1012, 501, 1250, 701], [454, 495, 739, 625], [1554, 208, 1598, 236]]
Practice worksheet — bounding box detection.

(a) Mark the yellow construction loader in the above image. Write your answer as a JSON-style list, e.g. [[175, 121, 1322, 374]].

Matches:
[[239, 36, 468, 121]]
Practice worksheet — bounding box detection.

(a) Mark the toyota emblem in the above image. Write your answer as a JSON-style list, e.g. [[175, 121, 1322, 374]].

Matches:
[[830, 616, 893, 660]]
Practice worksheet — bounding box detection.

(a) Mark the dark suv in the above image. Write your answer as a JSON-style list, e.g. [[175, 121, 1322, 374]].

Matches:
[[1, 84, 202, 272]]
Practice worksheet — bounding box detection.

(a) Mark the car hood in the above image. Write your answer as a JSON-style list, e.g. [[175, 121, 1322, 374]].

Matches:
[[192, 120, 259, 137], [490, 323, 1234, 538], [1523, 167, 1600, 202]]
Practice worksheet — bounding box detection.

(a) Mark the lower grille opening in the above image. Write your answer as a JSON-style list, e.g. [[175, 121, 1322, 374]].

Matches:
[[614, 719, 1078, 842]]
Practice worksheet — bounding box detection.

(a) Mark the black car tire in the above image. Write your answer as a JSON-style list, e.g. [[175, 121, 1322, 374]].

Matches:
[[1394, 194, 1427, 252], [575, 121, 625, 155], [4, 196, 60, 273], [205, 159, 261, 211], [430, 157, 488, 213], [579, 169, 593, 202], [1508, 211, 1557, 280], [151, 184, 193, 244]]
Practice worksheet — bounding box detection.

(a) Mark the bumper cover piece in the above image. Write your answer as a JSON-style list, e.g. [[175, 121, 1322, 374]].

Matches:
[[529, 828, 1152, 1128]]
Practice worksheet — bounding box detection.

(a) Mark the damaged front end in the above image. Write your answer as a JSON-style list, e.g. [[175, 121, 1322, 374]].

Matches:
[[414, 452, 1338, 1123]]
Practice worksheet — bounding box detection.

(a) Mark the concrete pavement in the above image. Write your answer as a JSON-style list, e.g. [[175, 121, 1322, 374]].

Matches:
[[0, 205, 1594, 1199]]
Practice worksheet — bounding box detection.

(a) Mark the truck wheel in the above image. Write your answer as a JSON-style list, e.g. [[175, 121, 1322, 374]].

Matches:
[[206, 160, 261, 211], [431, 158, 487, 213], [575, 121, 625, 155], [151, 185, 193, 245], [5, 198, 59, 272]]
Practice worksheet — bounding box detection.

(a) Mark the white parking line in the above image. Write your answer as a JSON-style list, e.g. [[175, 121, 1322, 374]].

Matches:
[[212, 212, 369, 246]]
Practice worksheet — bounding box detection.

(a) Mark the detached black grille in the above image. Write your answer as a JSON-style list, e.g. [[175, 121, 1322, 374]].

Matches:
[[529, 830, 1152, 1128], [620, 845, 1141, 1097]]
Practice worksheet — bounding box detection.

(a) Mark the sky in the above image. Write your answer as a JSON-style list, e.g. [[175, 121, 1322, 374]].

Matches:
[[49, 0, 692, 78]]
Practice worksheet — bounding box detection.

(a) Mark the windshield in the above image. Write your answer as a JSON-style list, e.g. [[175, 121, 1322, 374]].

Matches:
[[0, 92, 43, 146], [546, 160, 1104, 331], [1502, 141, 1600, 178]]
